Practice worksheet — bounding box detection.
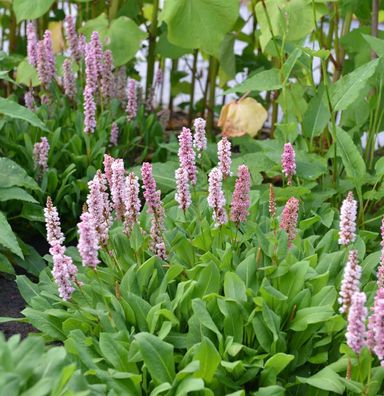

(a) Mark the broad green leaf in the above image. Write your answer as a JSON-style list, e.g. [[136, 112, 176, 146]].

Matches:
[[0, 158, 38, 190], [290, 306, 334, 331], [225, 69, 281, 94], [135, 332, 175, 385], [194, 337, 221, 383], [224, 272, 247, 302], [80, 14, 147, 66], [264, 353, 294, 374], [156, 30, 190, 59], [13, 0, 55, 22], [175, 378, 205, 395], [297, 367, 345, 394], [362, 34, 384, 57], [336, 127, 366, 185], [0, 253, 15, 274], [16, 275, 40, 304], [302, 86, 330, 138], [0, 212, 23, 258], [108, 17, 147, 66], [16, 59, 40, 87], [330, 58, 379, 111], [0, 187, 37, 203], [0, 97, 48, 131], [161, 0, 239, 57]]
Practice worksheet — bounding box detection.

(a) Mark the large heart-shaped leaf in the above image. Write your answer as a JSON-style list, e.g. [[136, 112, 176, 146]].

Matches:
[[161, 0, 239, 57], [13, 0, 55, 22]]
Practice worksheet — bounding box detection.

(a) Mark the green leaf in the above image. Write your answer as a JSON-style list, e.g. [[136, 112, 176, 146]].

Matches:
[[194, 337, 221, 383], [330, 58, 379, 111], [16, 275, 39, 304], [0, 253, 15, 274], [13, 0, 55, 22], [135, 332, 175, 385], [225, 69, 281, 94], [156, 30, 190, 59], [0, 212, 23, 258], [362, 34, 384, 57], [108, 17, 147, 66], [297, 367, 345, 394], [0, 187, 37, 203], [161, 0, 239, 57], [16, 59, 40, 87], [0, 97, 48, 131], [290, 306, 334, 331], [0, 158, 38, 190], [80, 14, 146, 66], [224, 272, 247, 302], [336, 127, 366, 185], [264, 353, 294, 375], [302, 86, 330, 138]]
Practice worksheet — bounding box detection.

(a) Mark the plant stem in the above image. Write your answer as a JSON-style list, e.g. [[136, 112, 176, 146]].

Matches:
[[371, 0, 379, 59], [206, 56, 218, 133], [145, 0, 159, 95], [188, 50, 198, 125]]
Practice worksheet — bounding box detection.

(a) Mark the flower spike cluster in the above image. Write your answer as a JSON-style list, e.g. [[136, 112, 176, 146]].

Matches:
[[175, 167, 191, 212], [110, 122, 119, 146], [101, 49, 114, 101], [33, 137, 50, 174], [338, 191, 357, 246], [44, 197, 78, 300], [280, 197, 299, 247], [141, 162, 167, 259], [111, 159, 128, 220], [63, 59, 76, 100], [124, 172, 141, 235], [346, 291, 367, 354], [369, 288, 384, 366], [218, 137, 232, 178], [339, 250, 361, 314], [281, 143, 296, 185], [377, 217, 384, 288], [193, 117, 207, 158], [126, 78, 137, 121], [64, 15, 81, 62], [24, 90, 35, 111], [86, 170, 111, 246], [26, 21, 38, 67], [208, 167, 228, 226], [178, 127, 197, 185], [269, 184, 276, 218], [77, 211, 100, 268], [37, 31, 55, 87], [230, 165, 251, 224]]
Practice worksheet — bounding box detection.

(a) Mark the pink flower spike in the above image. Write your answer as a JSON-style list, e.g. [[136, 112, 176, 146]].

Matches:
[[218, 137, 232, 178], [208, 167, 227, 227], [175, 167, 191, 212], [24, 89, 35, 111], [77, 211, 100, 268], [378, 218, 384, 288], [346, 291, 367, 354], [90, 31, 103, 78], [83, 84, 96, 134], [64, 15, 81, 62], [281, 143, 296, 185], [33, 137, 50, 173], [110, 122, 119, 146], [101, 49, 114, 101], [124, 172, 141, 235], [103, 154, 115, 188], [193, 117, 207, 157], [43, 30, 55, 82], [27, 21, 38, 67], [338, 250, 362, 314], [50, 244, 76, 300], [338, 191, 357, 246], [63, 59, 76, 100], [44, 197, 64, 247], [372, 288, 384, 366], [178, 127, 197, 185], [269, 184, 276, 218], [126, 78, 137, 121], [280, 197, 299, 248], [230, 165, 251, 224], [111, 159, 127, 220], [115, 66, 127, 104], [141, 162, 159, 214], [86, 170, 111, 246]]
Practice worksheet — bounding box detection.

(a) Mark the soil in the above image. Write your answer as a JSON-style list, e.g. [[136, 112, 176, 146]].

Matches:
[[0, 273, 36, 339]]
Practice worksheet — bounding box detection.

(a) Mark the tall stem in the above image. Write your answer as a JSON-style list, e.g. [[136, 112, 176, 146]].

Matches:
[[371, 0, 379, 58], [188, 49, 198, 125], [146, 0, 159, 95], [168, 59, 178, 121], [206, 56, 218, 133]]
